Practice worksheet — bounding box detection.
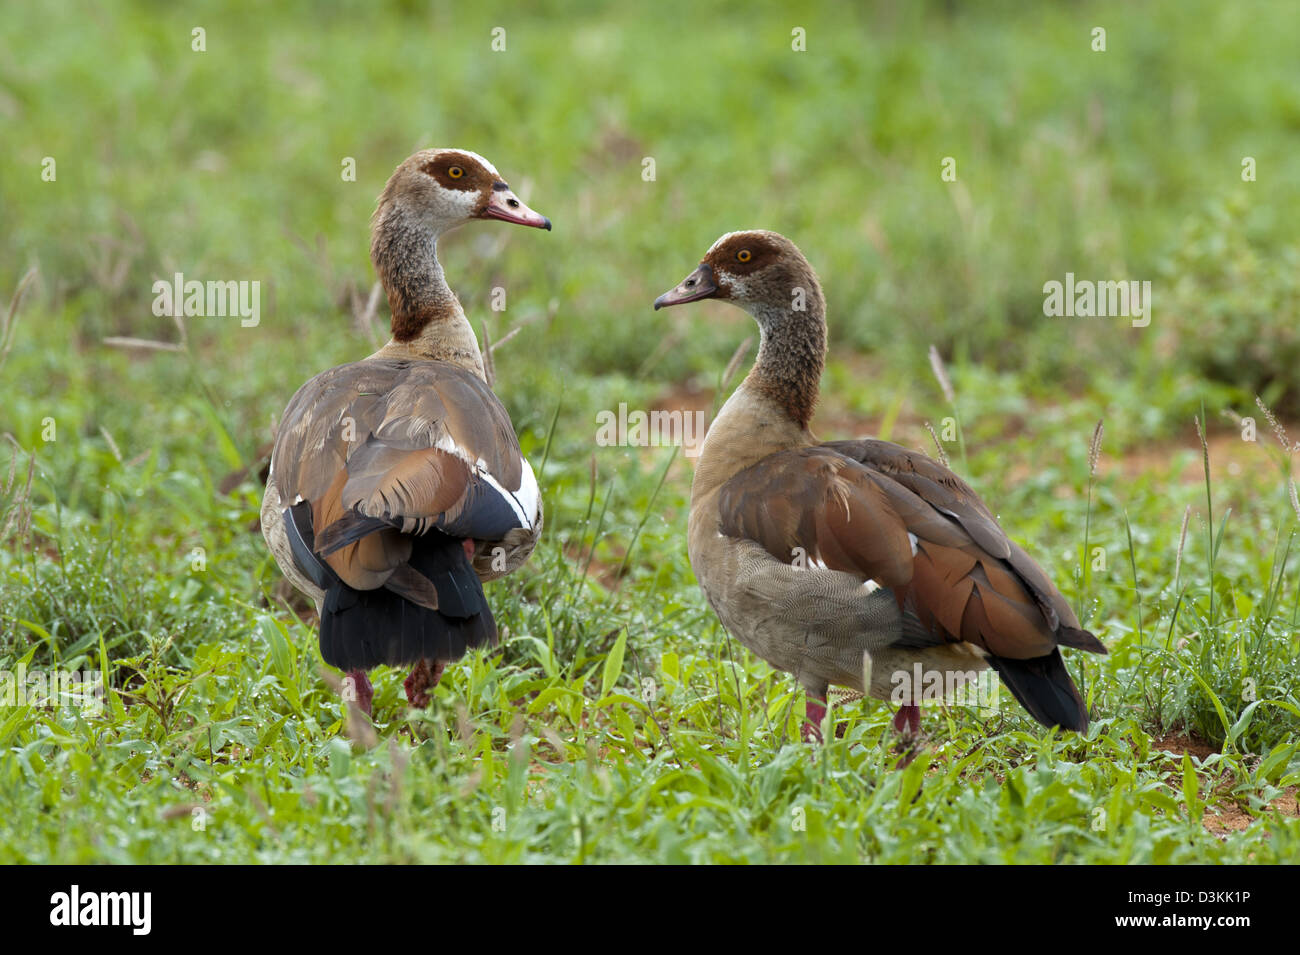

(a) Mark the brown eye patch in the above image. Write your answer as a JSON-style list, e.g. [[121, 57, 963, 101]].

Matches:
[[708, 234, 779, 274], [420, 155, 482, 192]]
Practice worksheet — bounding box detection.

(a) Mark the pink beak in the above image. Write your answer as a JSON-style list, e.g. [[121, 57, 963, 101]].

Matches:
[[481, 185, 551, 230]]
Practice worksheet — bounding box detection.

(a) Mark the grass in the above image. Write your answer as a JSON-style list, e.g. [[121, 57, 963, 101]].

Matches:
[[1, 0, 1298, 863]]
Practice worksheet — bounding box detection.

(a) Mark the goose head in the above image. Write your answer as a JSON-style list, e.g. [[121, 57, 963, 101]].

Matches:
[[369, 148, 550, 352], [653, 230, 822, 323], [654, 230, 828, 429], [374, 148, 551, 237]]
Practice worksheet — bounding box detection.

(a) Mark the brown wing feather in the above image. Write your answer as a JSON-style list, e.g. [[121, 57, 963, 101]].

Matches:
[[272, 360, 523, 507], [299, 467, 410, 590], [827, 439, 1105, 644], [269, 359, 527, 593], [824, 438, 1008, 558], [340, 444, 472, 530], [723, 452, 914, 586], [717, 444, 1101, 661]]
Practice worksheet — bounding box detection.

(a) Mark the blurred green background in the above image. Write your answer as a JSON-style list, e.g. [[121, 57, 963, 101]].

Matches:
[[5, 0, 1299, 430], [1, 0, 1298, 863]]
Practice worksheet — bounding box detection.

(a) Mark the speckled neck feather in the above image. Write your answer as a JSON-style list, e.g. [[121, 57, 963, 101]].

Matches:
[[744, 262, 827, 430], [370, 205, 461, 343]]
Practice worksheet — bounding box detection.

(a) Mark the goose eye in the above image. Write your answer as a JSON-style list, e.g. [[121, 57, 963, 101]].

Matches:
[[448, 166, 465, 179], [737, 249, 752, 263]]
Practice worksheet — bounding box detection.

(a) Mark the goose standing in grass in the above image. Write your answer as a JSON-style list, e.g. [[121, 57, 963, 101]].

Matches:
[[654, 230, 1106, 745], [261, 149, 549, 716]]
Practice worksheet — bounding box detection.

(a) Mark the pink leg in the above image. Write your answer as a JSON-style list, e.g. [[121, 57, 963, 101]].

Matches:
[[892, 703, 921, 737], [802, 693, 827, 743], [892, 703, 923, 768], [403, 658, 447, 708], [345, 669, 373, 716]]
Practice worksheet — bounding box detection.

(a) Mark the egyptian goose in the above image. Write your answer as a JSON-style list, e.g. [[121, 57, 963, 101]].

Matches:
[[654, 230, 1106, 742], [261, 149, 549, 715]]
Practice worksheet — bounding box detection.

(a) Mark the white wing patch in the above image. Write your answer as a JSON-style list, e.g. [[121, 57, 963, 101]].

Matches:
[[433, 432, 473, 462], [514, 456, 541, 528], [475, 455, 540, 532]]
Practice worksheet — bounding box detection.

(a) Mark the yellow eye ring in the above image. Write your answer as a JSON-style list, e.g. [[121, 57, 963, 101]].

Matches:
[[448, 166, 464, 179], [737, 249, 752, 262]]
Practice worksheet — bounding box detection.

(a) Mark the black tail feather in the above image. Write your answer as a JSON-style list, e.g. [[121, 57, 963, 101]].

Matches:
[[293, 514, 496, 672], [1057, 625, 1108, 654], [986, 648, 1089, 731], [319, 580, 496, 672], [406, 531, 483, 619]]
